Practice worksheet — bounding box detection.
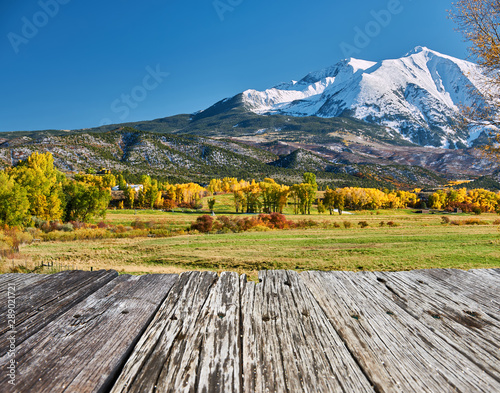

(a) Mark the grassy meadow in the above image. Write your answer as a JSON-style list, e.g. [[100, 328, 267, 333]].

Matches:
[[4, 193, 500, 281]]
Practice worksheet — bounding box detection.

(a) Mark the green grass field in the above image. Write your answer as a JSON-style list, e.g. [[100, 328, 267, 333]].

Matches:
[[9, 197, 500, 281]]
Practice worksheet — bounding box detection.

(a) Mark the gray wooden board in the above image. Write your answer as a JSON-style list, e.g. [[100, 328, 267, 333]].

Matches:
[[0, 273, 46, 292], [0, 273, 178, 393], [301, 271, 500, 393], [369, 270, 500, 383], [468, 268, 500, 283], [111, 271, 238, 393], [0, 270, 118, 350], [411, 269, 500, 320], [240, 270, 375, 393]]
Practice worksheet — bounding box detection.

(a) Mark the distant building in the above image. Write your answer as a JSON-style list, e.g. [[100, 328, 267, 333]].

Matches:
[[111, 184, 143, 192]]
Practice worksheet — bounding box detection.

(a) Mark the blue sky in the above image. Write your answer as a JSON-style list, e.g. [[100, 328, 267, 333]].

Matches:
[[1, 0, 468, 131]]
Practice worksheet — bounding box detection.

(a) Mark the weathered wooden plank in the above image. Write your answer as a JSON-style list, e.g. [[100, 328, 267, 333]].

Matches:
[[371, 270, 500, 382], [194, 272, 241, 393], [0, 273, 45, 291], [302, 271, 500, 393], [111, 271, 237, 393], [412, 269, 500, 319], [241, 270, 375, 393], [0, 273, 178, 393], [468, 268, 500, 283], [0, 269, 118, 350]]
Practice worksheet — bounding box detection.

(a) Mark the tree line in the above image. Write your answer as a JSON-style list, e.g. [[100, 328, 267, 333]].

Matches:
[[0, 152, 112, 227], [1, 153, 499, 229]]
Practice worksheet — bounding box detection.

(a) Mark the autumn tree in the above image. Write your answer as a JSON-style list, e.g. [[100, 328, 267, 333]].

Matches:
[[0, 172, 31, 227], [63, 180, 111, 222], [242, 180, 262, 213], [450, 0, 500, 158], [323, 187, 336, 215], [10, 152, 64, 221]]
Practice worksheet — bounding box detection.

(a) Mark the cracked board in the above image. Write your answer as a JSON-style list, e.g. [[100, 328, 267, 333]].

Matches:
[[301, 271, 500, 393], [368, 270, 500, 383], [111, 271, 240, 393], [0, 270, 118, 351], [0, 273, 46, 292], [409, 269, 500, 320], [240, 270, 375, 393], [0, 273, 177, 393]]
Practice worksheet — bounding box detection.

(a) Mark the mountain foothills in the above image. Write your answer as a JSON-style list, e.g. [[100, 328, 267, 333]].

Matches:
[[1, 47, 499, 189]]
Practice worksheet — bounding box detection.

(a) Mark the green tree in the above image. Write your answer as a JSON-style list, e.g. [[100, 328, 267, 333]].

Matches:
[[303, 173, 318, 215], [0, 172, 31, 227], [291, 183, 316, 215], [323, 187, 336, 215], [333, 192, 345, 215], [208, 198, 216, 212], [63, 180, 111, 222]]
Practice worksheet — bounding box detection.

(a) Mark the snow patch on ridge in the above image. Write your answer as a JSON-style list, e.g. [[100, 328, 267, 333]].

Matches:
[[231, 47, 493, 148]]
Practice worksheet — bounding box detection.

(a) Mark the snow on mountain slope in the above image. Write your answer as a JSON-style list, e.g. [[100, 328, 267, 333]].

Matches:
[[223, 47, 490, 148]]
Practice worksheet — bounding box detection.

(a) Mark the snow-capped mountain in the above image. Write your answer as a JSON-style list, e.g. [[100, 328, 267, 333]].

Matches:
[[201, 46, 489, 148]]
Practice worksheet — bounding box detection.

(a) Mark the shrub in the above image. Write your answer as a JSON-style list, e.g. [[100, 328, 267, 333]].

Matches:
[[441, 216, 451, 224], [32, 217, 46, 229], [387, 221, 398, 227], [61, 223, 74, 232], [295, 219, 317, 229], [493, 219, 500, 226], [379, 221, 385, 227], [214, 216, 240, 233], [451, 218, 487, 226], [358, 221, 369, 228], [49, 221, 63, 232], [333, 222, 341, 228], [473, 207, 482, 215], [41, 221, 51, 233], [131, 220, 146, 230], [70, 221, 86, 230], [163, 199, 177, 211], [25, 227, 41, 237], [97, 221, 108, 229], [259, 213, 292, 230], [464, 218, 487, 225], [191, 215, 214, 233], [113, 224, 127, 233], [343, 221, 352, 229]]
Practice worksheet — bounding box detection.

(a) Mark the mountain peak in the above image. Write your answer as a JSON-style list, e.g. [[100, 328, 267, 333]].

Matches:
[[406, 45, 430, 55], [199, 48, 486, 149]]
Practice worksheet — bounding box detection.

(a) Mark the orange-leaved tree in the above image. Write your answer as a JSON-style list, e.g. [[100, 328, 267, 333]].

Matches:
[[450, 0, 500, 159]]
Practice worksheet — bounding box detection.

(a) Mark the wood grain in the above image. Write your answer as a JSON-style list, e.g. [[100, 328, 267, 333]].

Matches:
[[0, 273, 45, 292], [241, 270, 375, 393], [302, 270, 500, 393], [0, 269, 118, 350], [110, 271, 221, 393], [0, 273, 177, 393]]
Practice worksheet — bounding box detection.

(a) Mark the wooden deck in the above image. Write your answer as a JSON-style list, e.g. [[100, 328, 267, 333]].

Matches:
[[1, 269, 499, 392]]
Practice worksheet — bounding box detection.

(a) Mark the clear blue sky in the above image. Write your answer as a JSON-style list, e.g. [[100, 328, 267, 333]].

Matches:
[[1, 0, 468, 131]]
